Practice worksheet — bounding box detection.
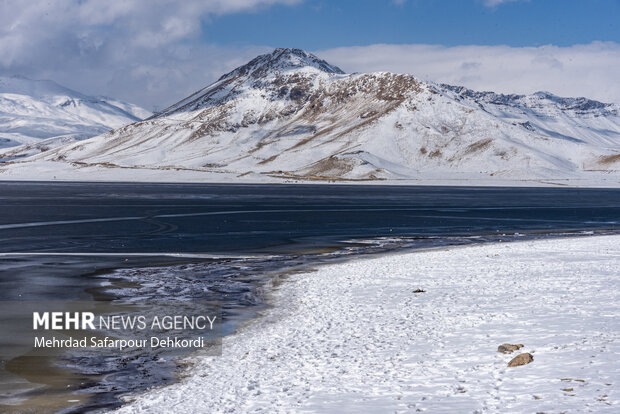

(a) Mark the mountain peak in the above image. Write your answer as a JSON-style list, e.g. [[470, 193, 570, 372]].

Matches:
[[218, 48, 345, 81], [0, 75, 85, 99]]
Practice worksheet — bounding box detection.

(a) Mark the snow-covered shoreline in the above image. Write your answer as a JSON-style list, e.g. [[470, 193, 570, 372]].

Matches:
[[1, 163, 620, 188], [116, 235, 620, 413]]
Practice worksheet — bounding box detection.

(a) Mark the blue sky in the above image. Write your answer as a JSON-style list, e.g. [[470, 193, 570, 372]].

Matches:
[[205, 0, 620, 49], [1, 0, 619, 108]]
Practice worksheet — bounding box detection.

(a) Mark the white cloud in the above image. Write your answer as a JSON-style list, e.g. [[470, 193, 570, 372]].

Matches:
[[0, 0, 299, 109], [316, 42, 620, 104]]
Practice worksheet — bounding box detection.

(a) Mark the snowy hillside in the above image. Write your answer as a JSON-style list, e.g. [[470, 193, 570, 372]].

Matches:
[[0, 76, 150, 160], [2, 49, 619, 186]]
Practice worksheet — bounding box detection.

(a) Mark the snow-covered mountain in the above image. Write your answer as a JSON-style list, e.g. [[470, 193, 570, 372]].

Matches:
[[0, 76, 150, 160], [2, 49, 619, 186]]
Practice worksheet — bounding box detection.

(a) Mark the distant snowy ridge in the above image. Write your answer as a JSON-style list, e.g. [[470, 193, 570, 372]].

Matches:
[[0, 76, 150, 160], [1, 48, 619, 186]]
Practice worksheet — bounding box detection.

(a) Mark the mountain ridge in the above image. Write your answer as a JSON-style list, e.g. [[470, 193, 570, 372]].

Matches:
[[437, 84, 618, 117], [0, 75, 150, 160], [1, 48, 619, 186]]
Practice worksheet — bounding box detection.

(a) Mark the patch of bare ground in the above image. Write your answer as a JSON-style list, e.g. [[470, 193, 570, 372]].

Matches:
[[71, 161, 122, 169], [428, 149, 442, 158], [66, 161, 235, 174], [303, 156, 356, 177], [280, 155, 388, 181], [287, 124, 338, 151], [248, 133, 280, 155], [464, 138, 493, 155], [445, 138, 494, 163], [265, 170, 385, 182], [598, 153, 620, 165], [257, 154, 279, 165]]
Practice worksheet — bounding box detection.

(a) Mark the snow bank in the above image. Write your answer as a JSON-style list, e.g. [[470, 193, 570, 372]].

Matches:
[[116, 235, 620, 413]]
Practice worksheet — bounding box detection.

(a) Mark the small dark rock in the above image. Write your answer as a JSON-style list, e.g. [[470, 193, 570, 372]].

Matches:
[[412, 289, 426, 293]]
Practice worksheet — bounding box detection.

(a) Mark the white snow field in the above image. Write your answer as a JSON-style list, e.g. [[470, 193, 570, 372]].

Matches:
[[116, 235, 619, 413]]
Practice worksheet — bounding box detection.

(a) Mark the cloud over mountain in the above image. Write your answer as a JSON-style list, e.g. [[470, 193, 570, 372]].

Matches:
[[318, 42, 620, 105], [0, 0, 297, 108]]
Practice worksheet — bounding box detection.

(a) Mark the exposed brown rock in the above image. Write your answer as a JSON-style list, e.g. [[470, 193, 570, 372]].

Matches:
[[508, 352, 534, 367], [498, 343, 524, 354], [598, 153, 620, 165], [412, 289, 426, 293], [464, 138, 493, 155]]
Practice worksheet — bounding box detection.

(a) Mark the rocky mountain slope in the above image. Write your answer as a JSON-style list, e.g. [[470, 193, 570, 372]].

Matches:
[[0, 76, 150, 160], [2, 49, 619, 186]]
